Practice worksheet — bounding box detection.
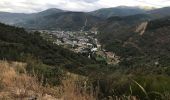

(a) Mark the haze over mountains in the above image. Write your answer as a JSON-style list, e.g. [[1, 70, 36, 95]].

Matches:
[[0, 8, 65, 25], [0, 6, 170, 30], [89, 6, 148, 18], [148, 7, 170, 18], [16, 12, 102, 31]]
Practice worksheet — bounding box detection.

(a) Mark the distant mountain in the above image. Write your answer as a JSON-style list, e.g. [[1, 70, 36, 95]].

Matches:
[[1, 6, 170, 30], [0, 12, 28, 25], [35, 8, 65, 16], [0, 8, 102, 31], [16, 12, 102, 31], [148, 7, 170, 18], [0, 8, 65, 25], [90, 6, 148, 18]]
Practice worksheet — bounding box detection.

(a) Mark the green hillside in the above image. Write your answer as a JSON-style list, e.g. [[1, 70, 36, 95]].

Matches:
[[0, 23, 96, 66], [98, 16, 170, 68]]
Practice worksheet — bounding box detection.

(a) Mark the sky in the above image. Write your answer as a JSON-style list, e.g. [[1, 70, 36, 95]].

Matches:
[[0, 0, 170, 13]]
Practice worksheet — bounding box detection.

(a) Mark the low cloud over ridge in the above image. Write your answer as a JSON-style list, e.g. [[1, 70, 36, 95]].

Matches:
[[0, 0, 169, 13]]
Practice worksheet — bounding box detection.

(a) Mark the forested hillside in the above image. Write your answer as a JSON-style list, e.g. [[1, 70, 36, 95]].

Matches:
[[0, 23, 96, 66], [98, 16, 170, 68]]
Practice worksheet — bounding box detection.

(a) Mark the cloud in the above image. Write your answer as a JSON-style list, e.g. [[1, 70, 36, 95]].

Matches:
[[0, 0, 169, 13], [70, 0, 99, 3]]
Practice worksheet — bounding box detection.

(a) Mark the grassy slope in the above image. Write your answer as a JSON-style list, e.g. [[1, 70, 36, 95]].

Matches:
[[0, 61, 97, 100]]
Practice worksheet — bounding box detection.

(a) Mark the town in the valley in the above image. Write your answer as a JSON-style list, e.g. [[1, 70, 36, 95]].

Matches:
[[37, 30, 120, 65]]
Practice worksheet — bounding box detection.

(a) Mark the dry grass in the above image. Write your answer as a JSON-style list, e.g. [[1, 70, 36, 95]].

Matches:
[[0, 61, 57, 100], [0, 61, 97, 100], [60, 72, 97, 100], [0, 61, 140, 100]]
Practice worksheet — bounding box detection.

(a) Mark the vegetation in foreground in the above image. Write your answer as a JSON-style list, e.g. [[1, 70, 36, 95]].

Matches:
[[0, 22, 170, 100], [0, 61, 97, 100], [1, 59, 170, 100], [0, 61, 144, 100]]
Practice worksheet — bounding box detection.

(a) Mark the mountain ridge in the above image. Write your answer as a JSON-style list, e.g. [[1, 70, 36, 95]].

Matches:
[[0, 6, 170, 31], [89, 6, 148, 18], [16, 11, 103, 31]]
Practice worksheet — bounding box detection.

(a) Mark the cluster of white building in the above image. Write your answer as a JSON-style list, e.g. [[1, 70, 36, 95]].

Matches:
[[39, 30, 101, 53], [38, 30, 120, 65]]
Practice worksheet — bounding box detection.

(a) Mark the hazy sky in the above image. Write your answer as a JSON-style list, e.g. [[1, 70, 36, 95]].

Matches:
[[0, 0, 170, 13]]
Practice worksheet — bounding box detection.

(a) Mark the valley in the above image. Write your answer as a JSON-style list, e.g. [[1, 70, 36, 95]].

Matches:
[[36, 30, 120, 65], [0, 4, 170, 100]]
